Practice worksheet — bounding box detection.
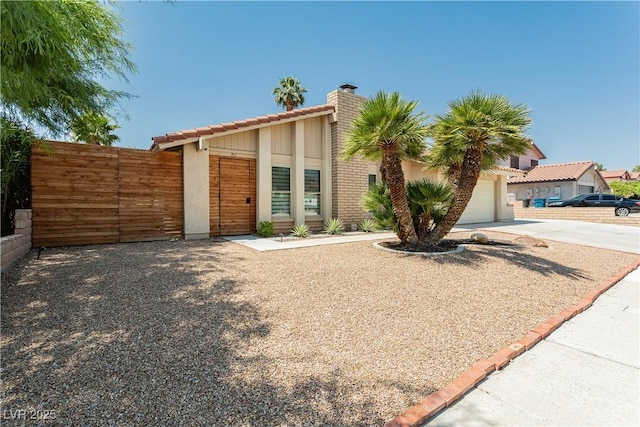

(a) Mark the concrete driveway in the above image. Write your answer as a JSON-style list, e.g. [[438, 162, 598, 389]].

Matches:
[[458, 218, 640, 254], [426, 219, 640, 426]]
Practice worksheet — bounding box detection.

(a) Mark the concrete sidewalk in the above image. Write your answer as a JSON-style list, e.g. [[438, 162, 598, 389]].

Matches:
[[458, 218, 640, 254], [224, 231, 398, 251], [427, 267, 639, 427]]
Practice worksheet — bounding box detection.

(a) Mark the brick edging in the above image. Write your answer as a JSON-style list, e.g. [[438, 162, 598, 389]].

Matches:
[[383, 258, 640, 427]]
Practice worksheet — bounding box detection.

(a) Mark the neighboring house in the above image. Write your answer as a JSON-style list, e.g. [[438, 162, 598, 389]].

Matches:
[[152, 85, 521, 239], [600, 169, 632, 185], [631, 172, 640, 181], [497, 142, 546, 170], [507, 161, 610, 201]]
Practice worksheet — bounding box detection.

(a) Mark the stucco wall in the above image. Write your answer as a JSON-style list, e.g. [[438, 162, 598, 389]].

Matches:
[[508, 181, 575, 201], [183, 143, 210, 239]]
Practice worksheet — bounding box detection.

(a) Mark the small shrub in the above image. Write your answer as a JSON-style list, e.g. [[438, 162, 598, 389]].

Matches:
[[290, 223, 310, 238], [359, 218, 376, 232], [323, 218, 345, 235], [257, 221, 274, 237]]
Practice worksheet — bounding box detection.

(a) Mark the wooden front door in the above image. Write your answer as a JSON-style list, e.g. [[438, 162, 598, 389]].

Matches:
[[210, 156, 256, 236]]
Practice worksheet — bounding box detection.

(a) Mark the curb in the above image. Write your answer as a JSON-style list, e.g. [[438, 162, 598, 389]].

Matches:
[[372, 241, 465, 256], [383, 258, 640, 427]]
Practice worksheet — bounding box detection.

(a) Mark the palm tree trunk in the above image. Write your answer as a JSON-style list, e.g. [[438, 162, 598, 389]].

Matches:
[[426, 145, 483, 245], [383, 149, 418, 245]]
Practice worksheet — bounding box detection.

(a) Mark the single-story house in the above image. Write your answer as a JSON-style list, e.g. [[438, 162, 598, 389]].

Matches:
[[507, 160, 610, 201], [152, 85, 523, 239]]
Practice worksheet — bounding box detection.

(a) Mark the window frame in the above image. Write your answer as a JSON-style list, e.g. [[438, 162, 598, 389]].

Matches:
[[304, 168, 321, 216], [271, 166, 291, 217]]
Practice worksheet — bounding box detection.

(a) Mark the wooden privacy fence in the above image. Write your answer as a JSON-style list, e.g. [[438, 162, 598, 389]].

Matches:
[[32, 141, 183, 247]]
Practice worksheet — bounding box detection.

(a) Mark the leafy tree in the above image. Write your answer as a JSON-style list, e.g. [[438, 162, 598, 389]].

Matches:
[[0, 116, 49, 236], [594, 162, 606, 171], [1, 0, 136, 135], [610, 181, 640, 199], [425, 91, 532, 245], [342, 91, 429, 245], [272, 76, 307, 111], [70, 112, 120, 146], [632, 165, 640, 173]]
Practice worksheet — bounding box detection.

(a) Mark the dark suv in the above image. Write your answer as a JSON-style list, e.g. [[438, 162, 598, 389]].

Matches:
[[547, 193, 640, 216]]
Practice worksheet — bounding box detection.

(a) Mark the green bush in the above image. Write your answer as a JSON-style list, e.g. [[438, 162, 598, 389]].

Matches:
[[610, 181, 640, 199], [290, 223, 310, 238], [323, 218, 345, 235], [359, 218, 376, 232], [257, 221, 274, 237], [1, 116, 43, 236]]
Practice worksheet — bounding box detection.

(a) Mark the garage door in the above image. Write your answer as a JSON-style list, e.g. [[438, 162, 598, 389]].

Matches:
[[456, 179, 495, 224]]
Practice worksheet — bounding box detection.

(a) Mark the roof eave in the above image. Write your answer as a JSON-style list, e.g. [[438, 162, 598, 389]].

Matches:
[[152, 106, 335, 151]]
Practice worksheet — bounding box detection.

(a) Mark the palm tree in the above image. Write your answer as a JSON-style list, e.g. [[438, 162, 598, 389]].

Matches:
[[425, 91, 532, 245], [70, 112, 120, 146], [272, 76, 307, 111], [406, 179, 453, 241], [342, 91, 429, 245]]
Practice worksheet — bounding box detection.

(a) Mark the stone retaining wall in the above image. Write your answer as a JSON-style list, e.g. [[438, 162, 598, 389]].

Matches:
[[513, 204, 640, 226], [1, 209, 32, 273]]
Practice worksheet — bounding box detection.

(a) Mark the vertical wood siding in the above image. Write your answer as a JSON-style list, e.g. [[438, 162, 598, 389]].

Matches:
[[304, 117, 322, 159]]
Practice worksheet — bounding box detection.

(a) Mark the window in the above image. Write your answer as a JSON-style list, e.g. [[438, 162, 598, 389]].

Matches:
[[368, 174, 377, 187], [530, 159, 539, 168], [510, 156, 519, 169], [272, 166, 290, 216], [304, 169, 321, 216], [578, 185, 594, 194]]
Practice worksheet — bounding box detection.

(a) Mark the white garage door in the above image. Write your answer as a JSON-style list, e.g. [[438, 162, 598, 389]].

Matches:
[[456, 179, 495, 224]]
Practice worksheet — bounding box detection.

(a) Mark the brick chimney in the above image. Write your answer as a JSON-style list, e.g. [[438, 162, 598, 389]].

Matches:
[[327, 84, 373, 226]]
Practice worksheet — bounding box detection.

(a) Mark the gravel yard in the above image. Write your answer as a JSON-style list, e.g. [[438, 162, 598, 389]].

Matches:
[[2, 231, 637, 426]]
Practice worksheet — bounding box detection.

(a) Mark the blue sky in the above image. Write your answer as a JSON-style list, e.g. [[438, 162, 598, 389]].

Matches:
[[108, 1, 639, 171]]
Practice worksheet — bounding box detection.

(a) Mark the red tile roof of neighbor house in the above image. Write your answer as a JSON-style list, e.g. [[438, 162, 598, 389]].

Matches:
[[600, 169, 631, 179], [152, 104, 336, 146], [631, 172, 640, 180], [507, 160, 599, 184]]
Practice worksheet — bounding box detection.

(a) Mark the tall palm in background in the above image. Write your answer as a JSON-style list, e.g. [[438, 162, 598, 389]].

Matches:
[[341, 91, 429, 245], [272, 76, 307, 111], [70, 112, 120, 146], [425, 91, 532, 245]]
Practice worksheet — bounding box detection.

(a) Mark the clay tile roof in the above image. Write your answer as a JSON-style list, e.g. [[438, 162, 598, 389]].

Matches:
[[631, 172, 640, 180], [600, 169, 629, 179], [494, 165, 525, 174], [507, 161, 596, 184], [152, 104, 335, 146]]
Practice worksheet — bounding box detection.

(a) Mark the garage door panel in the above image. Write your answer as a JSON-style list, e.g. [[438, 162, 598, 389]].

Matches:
[[457, 179, 495, 224]]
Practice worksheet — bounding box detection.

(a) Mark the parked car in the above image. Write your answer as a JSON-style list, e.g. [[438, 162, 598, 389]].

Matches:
[[547, 193, 640, 216]]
